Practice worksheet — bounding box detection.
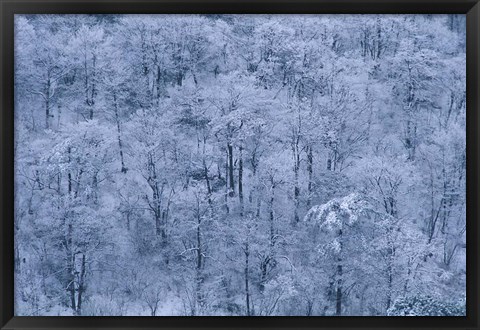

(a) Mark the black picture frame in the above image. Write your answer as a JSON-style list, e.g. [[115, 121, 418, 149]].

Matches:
[[1, 1, 479, 329]]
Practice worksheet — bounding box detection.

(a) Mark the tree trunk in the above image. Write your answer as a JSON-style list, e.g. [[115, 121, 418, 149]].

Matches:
[[376, 17, 382, 60], [56, 104, 61, 130], [74, 168, 83, 199], [67, 147, 72, 194], [45, 74, 51, 129], [259, 177, 277, 292], [239, 146, 244, 216], [225, 150, 230, 214], [66, 223, 76, 314], [203, 159, 213, 207], [405, 119, 416, 161], [154, 202, 162, 237], [335, 229, 343, 316], [386, 260, 393, 311], [91, 172, 99, 204], [307, 145, 313, 208], [293, 139, 300, 224], [294, 168, 300, 223], [113, 91, 127, 173], [195, 199, 203, 313], [76, 254, 86, 316], [385, 224, 395, 311], [177, 71, 183, 86], [155, 64, 163, 103], [228, 143, 235, 197], [148, 153, 164, 238], [85, 53, 97, 120], [245, 240, 251, 316], [269, 177, 275, 246]]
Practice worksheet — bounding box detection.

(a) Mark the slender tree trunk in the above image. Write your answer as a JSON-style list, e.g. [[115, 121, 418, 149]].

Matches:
[[148, 153, 164, 238], [441, 158, 448, 235], [405, 65, 417, 161], [77, 254, 86, 316], [405, 119, 416, 161], [65, 155, 74, 313], [203, 159, 213, 207], [239, 146, 244, 216], [192, 71, 198, 86], [161, 210, 168, 242], [74, 168, 83, 199], [90, 54, 96, 119], [154, 199, 162, 237], [292, 133, 301, 224], [335, 229, 343, 316], [91, 172, 99, 204], [66, 223, 76, 314], [45, 74, 51, 129], [85, 53, 97, 120], [256, 194, 261, 219], [67, 147, 72, 195], [156, 64, 163, 103], [260, 177, 277, 293], [386, 260, 393, 310], [385, 223, 395, 311], [195, 199, 203, 313], [228, 143, 235, 197], [126, 211, 131, 231], [293, 147, 300, 223], [225, 150, 230, 214], [245, 240, 251, 316], [376, 17, 382, 60], [269, 176, 277, 252], [177, 71, 183, 86], [56, 104, 61, 130], [84, 47, 93, 120], [307, 145, 313, 208], [113, 91, 127, 173], [259, 257, 268, 293]]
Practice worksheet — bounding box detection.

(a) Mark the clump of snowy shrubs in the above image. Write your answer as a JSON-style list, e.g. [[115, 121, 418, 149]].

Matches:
[[387, 295, 465, 316]]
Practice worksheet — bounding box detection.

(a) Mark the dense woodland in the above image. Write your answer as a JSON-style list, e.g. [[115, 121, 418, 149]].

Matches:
[[14, 14, 466, 316]]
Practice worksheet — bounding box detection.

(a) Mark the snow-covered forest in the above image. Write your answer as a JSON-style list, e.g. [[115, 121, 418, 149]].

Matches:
[[14, 14, 466, 316]]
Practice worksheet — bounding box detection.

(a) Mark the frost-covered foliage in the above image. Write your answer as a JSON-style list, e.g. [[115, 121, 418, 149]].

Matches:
[[14, 14, 466, 316], [303, 193, 368, 229], [387, 295, 466, 316]]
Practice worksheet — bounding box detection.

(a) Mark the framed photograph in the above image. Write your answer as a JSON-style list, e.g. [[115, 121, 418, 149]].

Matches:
[[1, 0, 479, 329]]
